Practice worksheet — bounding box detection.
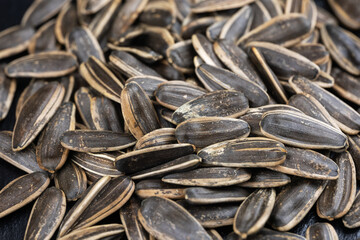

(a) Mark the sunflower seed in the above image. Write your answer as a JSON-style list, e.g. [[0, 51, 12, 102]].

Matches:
[[328, 0, 360, 30], [28, 20, 58, 54], [348, 135, 360, 180], [127, 76, 167, 100], [24, 187, 66, 240], [198, 137, 286, 168], [90, 96, 123, 132], [108, 44, 163, 64], [74, 87, 97, 130], [238, 169, 291, 188], [0, 172, 50, 218], [59, 224, 125, 240], [191, 0, 255, 13], [206, 19, 227, 42], [305, 222, 339, 240], [135, 128, 177, 150], [251, 1, 272, 30], [247, 228, 306, 240], [54, 162, 87, 201], [192, 33, 224, 67], [234, 188, 276, 238], [185, 187, 250, 205], [135, 179, 186, 199], [331, 67, 360, 105], [0, 68, 16, 121], [166, 40, 195, 73], [343, 191, 360, 228], [55, 2, 77, 45], [0, 25, 35, 59], [261, 0, 283, 17], [181, 15, 221, 40], [79, 0, 112, 15]]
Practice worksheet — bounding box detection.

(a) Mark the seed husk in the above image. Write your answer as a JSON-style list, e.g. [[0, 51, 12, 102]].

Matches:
[[24, 187, 66, 240], [166, 40, 195, 73], [66, 26, 104, 63], [90, 96, 123, 132], [268, 146, 339, 180], [175, 117, 250, 148], [61, 130, 136, 152], [260, 110, 348, 150], [13, 82, 65, 151], [290, 75, 360, 134], [138, 197, 211, 240], [136, 179, 186, 199], [162, 167, 251, 187], [246, 228, 306, 240], [5, 51, 78, 78], [331, 67, 360, 105], [328, 0, 360, 30], [59, 176, 134, 236], [59, 75, 75, 103], [213, 39, 266, 90], [343, 191, 360, 228], [181, 14, 221, 40], [120, 197, 148, 240], [251, 1, 272, 30], [269, 178, 327, 231], [127, 75, 167, 100], [135, 128, 177, 150], [54, 162, 87, 201], [0, 68, 16, 121], [108, 44, 163, 64], [121, 81, 161, 139], [139, 0, 176, 28], [28, 20, 58, 54], [171, 90, 249, 125], [234, 188, 276, 238], [74, 87, 97, 130], [321, 24, 360, 76], [59, 224, 125, 240], [36, 102, 75, 173], [79, 0, 112, 15], [152, 59, 185, 80], [0, 25, 35, 59], [0, 172, 50, 218], [317, 151, 356, 220], [184, 187, 250, 205], [0, 131, 44, 173], [305, 222, 339, 240], [115, 143, 195, 174], [348, 135, 360, 180], [55, 2, 78, 45], [132, 154, 201, 180], [198, 137, 286, 168], [195, 63, 269, 107], [179, 201, 239, 228], [22, 0, 70, 27], [191, 33, 224, 67], [155, 81, 207, 110], [238, 169, 291, 188], [290, 43, 330, 66], [261, 0, 283, 17], [206, 19, 227, 42], [191, 0, 255, 13]]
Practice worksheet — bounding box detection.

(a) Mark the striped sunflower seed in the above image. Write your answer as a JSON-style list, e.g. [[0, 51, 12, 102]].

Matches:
[[0, 67, 16, 121], [348, 135, 360, 180], [135, 128, 177, 150], [0, 25, 35, 59], [28, 20, 58, 54], [250, 1, 272, 30], [184, 187, 249, 205], [108, 44, 163, 64], [136, 179, 186, 199], [327, 0, 360, 30], [191, 0, 255, 13], [246, 228, 306, 240], [306, 222, 339, 240], [126, 76, 167, 100], [331, 67, 360, 105], [74, 87, 97, 130], [343, 191, 360, 228], [238, 169, 291, 188], [192, 33, 224, 67], [166, 40, 195, 73], [55, 2, 78, 45], [58, 224, 124, 240]]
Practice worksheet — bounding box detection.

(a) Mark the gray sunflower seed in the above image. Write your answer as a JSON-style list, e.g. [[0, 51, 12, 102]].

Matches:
[[198, 137, 286, 168], [290, 43, 330, 67], [251, 1, 272, 30], [108, 44, 163, 64], [195, 63, 269, 107], [0, 172, 50, 218], [174, 0, 190, 21], [301, 28, 320, 44], [0, 131, 44, 173], [155, 81, 207, 110], [66, 26, 104, 63], [260, 110, 348, 150], [316, 6, 338, 28], [238, 169, 291, 188], [290, 75, 360, 134], [317, 151, 356, 220], [185, 187, 250, 205], [58, 176, 134, 236], [28, 20, 58, 54], [306, 222, 339, 240], [135, 179, 186, 199], [260, 0, 283, 17], [321, 24, 360, 75], [120, 197, 149, 240], [74, 87, 97, 130], [138, 197, 211, 240], [90, 96, 123, 132], [59, 224, 125, 240], [5, 51, 78, 78], [343, 191, 360, 228], [179, 201, 239, 228], [162, 167, 251, 187], [22, 0, 70, 27], [269, 178, 327, 231], [234, 188, 276, 238], [59, 75, 75, 103], [328, 0, 360, 30], [55, 2, 78, 45], [332, 67, 360, 105], [121, 81, 160, 139], [239, 105, 302, 136], [175, 117, 250, 148], [247, 228, 306, 240], [61, 130, 136, 152], [172, 90, 249, 125], [71, 151, 123, 177], [24, 187, 66, 240], [54, 161, 87, 201], [288, 93, 340, 130], [238, 13, 312, 47], [191, 0, 255, 13], [0, 25, 35, 59], [192, 33, 224, 67], [152, 59, 185, 80], [127, 76, 167, 100], [181, 14, 221, 40], [268, 146, 339, 180], [213, 39, 266, 90], [115, 143, 195, 174], [139, 0, 176, 29], [135, 128, 177, 150], [36, 102, 75, 173], [348, 135, 360, 180], [132, 154, 201, 180], [0, 68, 16, 121], [166, 40, 195, 73], [206, 19, 227, 42], [79, 0, 112, 15], [13, 82, 65, 151]]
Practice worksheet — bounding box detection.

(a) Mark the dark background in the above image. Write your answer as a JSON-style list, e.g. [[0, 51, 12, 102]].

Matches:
[[0, 0, 360, 239]]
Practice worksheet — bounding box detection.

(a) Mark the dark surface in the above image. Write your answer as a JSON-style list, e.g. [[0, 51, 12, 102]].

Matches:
[[0, 0, 360, 239]]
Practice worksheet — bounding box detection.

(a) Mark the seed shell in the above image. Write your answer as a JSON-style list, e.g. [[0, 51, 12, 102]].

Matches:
[[328, 0, 360, 30], [28, 20, 58, 54], [238, 169, 291, 188], [55, 2, 78, 45], [184, 187, 250, 205], [135, 128, 177, 150], [0, 69, 16, 121], [126, 76, 167, 100], [191, 33, 224, 67], [59, 224, 125, 240], [247, 228, 306, 240], [74, 87, 97, 130], [343, 191, 360, 228], [0, 25, 35, 59], [191, 0, 255, 13], [331, 67, 360, 105], [166, 40, 195, 73], [305, 222, 339, 240], [136, 179, 186, 199], [90, 96, 123, 132]]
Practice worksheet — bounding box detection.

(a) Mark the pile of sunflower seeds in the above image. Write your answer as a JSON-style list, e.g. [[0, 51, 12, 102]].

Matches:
[[1, 0, 360, 239]]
